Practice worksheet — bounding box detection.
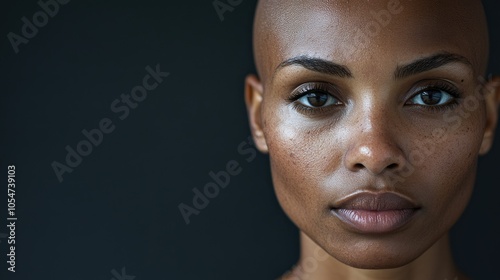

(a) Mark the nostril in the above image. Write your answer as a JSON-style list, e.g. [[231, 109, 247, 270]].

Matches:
[[352, 162, 399, 171], [354, 163, 364, 170], [387, 163, 399, 169]]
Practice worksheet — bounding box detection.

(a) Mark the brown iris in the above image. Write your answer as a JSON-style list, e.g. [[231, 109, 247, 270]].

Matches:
[[305, 92, 329, 107], [420, 90, 443, 105]]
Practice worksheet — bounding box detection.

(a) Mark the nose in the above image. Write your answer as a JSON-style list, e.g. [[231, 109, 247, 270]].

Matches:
[[344, 109, 406, 176]]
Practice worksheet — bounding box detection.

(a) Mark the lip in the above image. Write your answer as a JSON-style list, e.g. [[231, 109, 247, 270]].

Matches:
[[331, 192, 420, 234]]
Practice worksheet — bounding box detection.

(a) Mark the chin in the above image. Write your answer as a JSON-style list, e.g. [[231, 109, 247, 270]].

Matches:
[[320, 236, 427, 270], [336, 253, 419, 270]]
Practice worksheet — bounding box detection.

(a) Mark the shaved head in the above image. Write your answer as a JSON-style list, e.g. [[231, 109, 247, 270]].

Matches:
[[252, 0, 489, 86]]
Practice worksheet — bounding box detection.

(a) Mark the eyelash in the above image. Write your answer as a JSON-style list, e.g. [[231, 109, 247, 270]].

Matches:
[[287, 83, 342, 115], [288, 81, 463, 115]]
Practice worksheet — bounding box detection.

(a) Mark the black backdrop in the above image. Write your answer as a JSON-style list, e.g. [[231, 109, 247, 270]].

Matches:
[[0, 1, 499, 279]]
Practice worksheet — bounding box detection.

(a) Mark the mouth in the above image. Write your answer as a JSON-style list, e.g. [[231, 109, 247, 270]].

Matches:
[[330, 192, 420, 234]]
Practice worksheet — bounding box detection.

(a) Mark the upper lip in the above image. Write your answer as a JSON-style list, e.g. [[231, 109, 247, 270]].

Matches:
[[331, 192, 419, 211]]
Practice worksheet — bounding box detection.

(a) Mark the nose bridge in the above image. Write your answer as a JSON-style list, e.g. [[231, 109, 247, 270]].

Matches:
[[344, 97, 405, 175], [352, 92, 395, 139], [362, 101, 394, 138]]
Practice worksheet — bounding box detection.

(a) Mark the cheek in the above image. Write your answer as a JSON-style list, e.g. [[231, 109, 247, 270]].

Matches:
[[264, 112, 343, 225], [412, 114, 484, 222]]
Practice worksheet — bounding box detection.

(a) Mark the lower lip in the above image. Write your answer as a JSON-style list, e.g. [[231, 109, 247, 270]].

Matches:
[[332, 208, 418, 233]]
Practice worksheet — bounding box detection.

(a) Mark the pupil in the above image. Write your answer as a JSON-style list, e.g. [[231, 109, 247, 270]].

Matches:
[[306, 93, 328, 107], [421, 90, 442, 105]]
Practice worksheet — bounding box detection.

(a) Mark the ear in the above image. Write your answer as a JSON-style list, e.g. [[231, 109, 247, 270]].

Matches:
[[479, 75, 500, 155], [245, 74, 268, 153]]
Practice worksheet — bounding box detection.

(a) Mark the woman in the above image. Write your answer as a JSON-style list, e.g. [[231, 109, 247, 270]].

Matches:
[[244, 0, 500, 279]]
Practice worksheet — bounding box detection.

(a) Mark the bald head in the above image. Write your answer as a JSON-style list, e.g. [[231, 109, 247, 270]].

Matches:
[[252, 0, 489, 86]]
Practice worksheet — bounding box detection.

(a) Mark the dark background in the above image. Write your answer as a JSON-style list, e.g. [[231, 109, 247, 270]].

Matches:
[[0, 1, 498, 279]]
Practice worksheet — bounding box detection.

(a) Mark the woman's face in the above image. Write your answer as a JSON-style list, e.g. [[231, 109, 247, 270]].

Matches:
[[246, 0, 499, 269]]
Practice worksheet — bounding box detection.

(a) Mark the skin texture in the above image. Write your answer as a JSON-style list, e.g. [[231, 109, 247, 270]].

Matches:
[[245, 0, 500, 279]]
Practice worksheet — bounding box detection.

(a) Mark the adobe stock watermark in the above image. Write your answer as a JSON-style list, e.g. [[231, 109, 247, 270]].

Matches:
[[51, 64, 170, 183], [213, 0, 243, 22], [7, 0, 71, 54], [385, 75, 500, 185], [111, 267, 135, 280], [344, 0, 405, 60], [178, 136, 257, 225]]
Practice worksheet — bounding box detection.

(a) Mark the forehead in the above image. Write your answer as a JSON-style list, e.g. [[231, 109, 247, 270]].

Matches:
[[256, 0, 487, 82]]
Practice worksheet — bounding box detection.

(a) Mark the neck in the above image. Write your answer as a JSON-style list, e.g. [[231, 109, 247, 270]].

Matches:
[[283, 232, 467, 280]]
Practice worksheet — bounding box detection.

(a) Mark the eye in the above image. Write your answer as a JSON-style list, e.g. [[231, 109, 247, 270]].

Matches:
[[288, 82, 344, 116], [297, 91, 341, 108], [408, 88, 455, 106]]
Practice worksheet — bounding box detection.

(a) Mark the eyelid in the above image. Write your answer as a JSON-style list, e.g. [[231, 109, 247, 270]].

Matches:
[[407, 80, 461, 98], [288, 82, 342, 102]]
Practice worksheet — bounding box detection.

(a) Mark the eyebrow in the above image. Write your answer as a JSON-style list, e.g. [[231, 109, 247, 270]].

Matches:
[[276, 56, 353, 78], [275, 52, 472, 80], [394, 52, 472, 79]]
